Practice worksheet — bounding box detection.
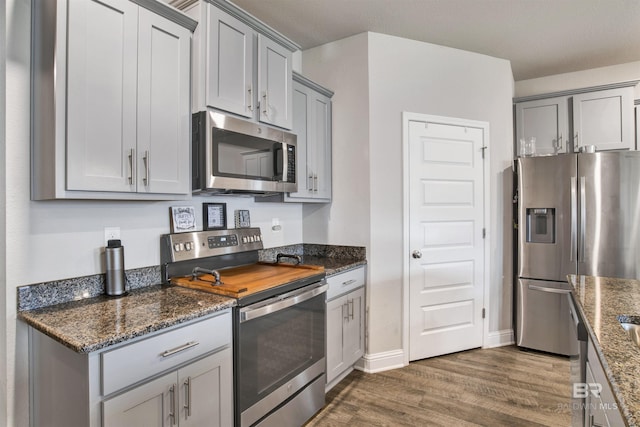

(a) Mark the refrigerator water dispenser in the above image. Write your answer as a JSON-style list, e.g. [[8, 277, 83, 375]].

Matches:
[[526, 208, 555, 243]]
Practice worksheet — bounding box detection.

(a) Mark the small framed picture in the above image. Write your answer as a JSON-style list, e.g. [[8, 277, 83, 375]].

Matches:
[[203, 203, 227, 230], [170, 206, 197, 233], [235, 209, 251, 228]]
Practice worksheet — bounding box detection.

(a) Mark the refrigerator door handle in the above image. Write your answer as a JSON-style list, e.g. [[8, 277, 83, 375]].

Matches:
[[579, 176, 586, 262], [571, 177, 577, 261], [529, 284, 572, 294]]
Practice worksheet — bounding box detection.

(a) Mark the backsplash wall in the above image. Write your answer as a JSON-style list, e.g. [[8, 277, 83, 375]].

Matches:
[[23, 195, 303, 287]]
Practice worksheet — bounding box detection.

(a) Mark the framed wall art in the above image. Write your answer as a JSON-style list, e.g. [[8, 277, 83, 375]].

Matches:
[[169, 206, 197, 233], [203, 203, 227, 230]]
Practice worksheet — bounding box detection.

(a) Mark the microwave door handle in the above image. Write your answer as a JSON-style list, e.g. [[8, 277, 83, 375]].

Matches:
[[273, 143, 283, 180]]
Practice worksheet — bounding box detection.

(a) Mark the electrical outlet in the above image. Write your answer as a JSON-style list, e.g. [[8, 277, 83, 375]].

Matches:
[[104, 227, 120, 245]]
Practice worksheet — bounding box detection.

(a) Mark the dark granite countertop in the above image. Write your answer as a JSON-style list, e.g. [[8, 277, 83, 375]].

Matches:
[[568, 274, 640, 427], [284, 256, 366, 276], [259, 243, 367, 275], [19, 285, 235, 353], [18, 243, 367, 355]]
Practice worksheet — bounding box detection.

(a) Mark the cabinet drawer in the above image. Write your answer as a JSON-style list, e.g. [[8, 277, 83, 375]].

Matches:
[[326, 267, 365, 300], [102, 310, 231, 396]]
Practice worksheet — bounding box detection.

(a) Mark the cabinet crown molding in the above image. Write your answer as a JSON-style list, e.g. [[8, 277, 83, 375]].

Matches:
[[293, 71, 334, 98], [514, 80, 640, 103], [133, 0, 198, 31], [192, 0, 301, 51]]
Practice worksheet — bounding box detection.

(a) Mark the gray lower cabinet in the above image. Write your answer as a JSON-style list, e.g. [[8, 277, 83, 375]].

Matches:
[[103, 350, 230, 426], [29, 310, 233, 427], [584, 339, 624, 427], [31, 0, 194, 200], [326, 267, 365, 389]]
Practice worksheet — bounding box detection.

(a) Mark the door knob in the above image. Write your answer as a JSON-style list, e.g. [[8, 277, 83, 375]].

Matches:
[[412, 250, 422, 259]]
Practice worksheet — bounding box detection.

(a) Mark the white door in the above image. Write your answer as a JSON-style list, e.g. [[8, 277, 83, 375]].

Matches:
[[406, 115, 487, 361]]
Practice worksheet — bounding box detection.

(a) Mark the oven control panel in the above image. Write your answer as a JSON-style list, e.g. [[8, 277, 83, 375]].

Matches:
[[161, 228, 263, 263]]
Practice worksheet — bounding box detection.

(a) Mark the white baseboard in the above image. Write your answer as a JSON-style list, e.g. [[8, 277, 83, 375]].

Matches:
[[353, 332, 513, 375], [484, 329, 514, 348], [355, 349, 405, 374]]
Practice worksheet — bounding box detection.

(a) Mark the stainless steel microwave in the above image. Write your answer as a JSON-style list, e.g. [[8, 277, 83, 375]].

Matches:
[[192, 111, 297, 195]]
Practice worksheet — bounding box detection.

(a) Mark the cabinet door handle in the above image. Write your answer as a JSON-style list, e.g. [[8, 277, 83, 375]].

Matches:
[[169, 384, 177, 426], [262, 91, 268, 116], [142, 150, 150, 186], [343, 302, 349, 321], [349, 299, 354, 320], [308, 174, 314, 192], [342, 279, 357, 287], [183, 376, 192, 418], [161, 341, 199, 358], [314, 174, 318, 192], [128, 149, 134, 185], [247, 86, 254, 112]]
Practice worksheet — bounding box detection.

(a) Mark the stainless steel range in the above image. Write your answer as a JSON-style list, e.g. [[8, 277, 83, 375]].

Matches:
[[161, 228, 327, 427]]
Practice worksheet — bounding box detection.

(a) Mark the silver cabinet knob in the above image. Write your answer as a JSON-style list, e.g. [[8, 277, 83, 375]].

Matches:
[[412, 250, 422, 259]]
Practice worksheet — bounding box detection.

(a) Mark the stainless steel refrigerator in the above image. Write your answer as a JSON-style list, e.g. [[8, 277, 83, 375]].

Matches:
[[515, 152, 640, 355]]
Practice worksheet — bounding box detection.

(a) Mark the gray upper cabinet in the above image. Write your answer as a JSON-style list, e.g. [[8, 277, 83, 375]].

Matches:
[[572, 87, 635, 152], [286, 74, 333, 202], [514, 83, 638, 158], [515, 96, 569, 156], [205, 6, 254, 118], [184, 0, 298, 130], [32, 0, 195, 200]]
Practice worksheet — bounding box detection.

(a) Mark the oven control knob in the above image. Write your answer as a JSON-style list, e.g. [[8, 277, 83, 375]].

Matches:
[[174, 243, 181, 252], [242, 236, 248, 243], [185, 242, 192, 251]]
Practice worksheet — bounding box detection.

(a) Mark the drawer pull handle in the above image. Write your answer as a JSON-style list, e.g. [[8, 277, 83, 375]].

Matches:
[[161, 341, 199, 358], [342, 279, 357, 287]]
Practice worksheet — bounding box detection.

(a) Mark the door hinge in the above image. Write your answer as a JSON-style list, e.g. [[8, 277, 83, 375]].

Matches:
[[482, 308, 486, 319], [482, 228, 486, 238]]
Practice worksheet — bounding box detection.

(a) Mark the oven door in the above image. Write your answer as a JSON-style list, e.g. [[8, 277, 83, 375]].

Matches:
[[236, 282, 327, 427]]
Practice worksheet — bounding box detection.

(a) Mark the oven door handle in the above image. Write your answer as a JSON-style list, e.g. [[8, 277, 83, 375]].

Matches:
[[240, 283, 328, 323]]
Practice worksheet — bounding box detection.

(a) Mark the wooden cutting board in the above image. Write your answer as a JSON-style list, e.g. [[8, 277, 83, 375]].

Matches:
[[170, 262, 325, 298]]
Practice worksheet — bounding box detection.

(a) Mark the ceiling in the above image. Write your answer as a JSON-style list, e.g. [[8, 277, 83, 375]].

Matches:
[[230, 0, 640, 81]]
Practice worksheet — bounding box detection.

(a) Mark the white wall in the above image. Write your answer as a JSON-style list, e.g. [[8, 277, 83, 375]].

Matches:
[[1, 2, 304, 425], [300, 33, 371, 247], [303, 32, 515, 359], [515, 61, 640, 98]]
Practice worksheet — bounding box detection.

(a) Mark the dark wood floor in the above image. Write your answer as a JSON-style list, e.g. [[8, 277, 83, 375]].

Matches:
[[306, 345, 571, 426]]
